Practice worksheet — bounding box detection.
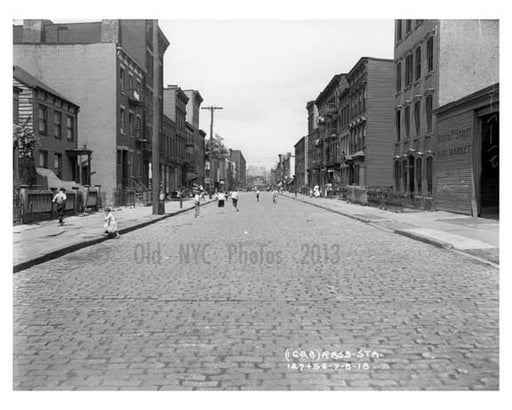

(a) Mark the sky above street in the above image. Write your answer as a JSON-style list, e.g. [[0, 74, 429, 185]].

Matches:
[[162, 20, 394, 170]]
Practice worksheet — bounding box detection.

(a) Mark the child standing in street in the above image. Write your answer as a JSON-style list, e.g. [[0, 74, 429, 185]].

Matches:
[[194, 190, 201, 218], [256, 189, 260, 202], [231, 189, 240, 212], [272, 189, 278, 204], [104, 207, 120, 239]]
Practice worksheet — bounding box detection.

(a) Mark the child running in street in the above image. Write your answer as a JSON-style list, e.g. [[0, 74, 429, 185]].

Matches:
[[194, 190, 201, 218]]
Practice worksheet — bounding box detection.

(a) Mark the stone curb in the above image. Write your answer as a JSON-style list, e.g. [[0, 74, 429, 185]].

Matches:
[[13, 200, 214, 273], [393, 229, 454, 249], [282, 194, 498, 267]]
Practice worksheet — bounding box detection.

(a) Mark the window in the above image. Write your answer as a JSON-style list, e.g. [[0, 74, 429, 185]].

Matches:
[[414, 101, 421, 136], [39, 150, 48, 168], [128, 74, 134, 92], [396, 20, 402, 41], [426, 94, 433, 133], [396, 110, 401, 142], [129, 112, 134, 136], [38, 105, 48, 134], [54, 153, 62, 178], [402, 161, 408, 193], [396, 62, 401, 92], [54, 111, 62, 139], [120, 67, 125, 93], [120, 107, 126, 134], [138, 116, 143, 138], [426, 156, 433, 195], [394, 161, 401, 192], [405, 106, 410, 139], [427, 37, 434, 72], [406, 20, 412, 33], [415, 46, 421, 80], [416, 157, 422, 194], [405, 54, 413, 87], [66, 115, 74, 141]]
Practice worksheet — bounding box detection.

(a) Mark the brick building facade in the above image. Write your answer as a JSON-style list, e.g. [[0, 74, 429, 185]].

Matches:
[[13, 19, 170, 203]]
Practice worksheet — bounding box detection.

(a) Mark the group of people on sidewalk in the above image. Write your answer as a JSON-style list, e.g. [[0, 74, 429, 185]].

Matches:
[[52, 187, 121, 239]]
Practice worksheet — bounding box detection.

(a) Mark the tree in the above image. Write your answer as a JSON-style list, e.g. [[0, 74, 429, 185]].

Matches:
[[204, 133, 229, 160], [13, 117, 38, 186], [13, 117, 38, 159]]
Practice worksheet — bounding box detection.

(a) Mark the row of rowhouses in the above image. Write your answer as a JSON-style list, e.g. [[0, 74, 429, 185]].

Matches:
[[13, 19, 207, 205], [296, 19, 499, 217]]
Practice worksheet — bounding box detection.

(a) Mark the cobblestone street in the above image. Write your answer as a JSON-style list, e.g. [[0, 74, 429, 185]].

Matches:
[[13, 192, 499, 390]]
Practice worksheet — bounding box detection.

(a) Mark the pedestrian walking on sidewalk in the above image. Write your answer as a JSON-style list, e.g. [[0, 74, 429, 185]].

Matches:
[[104, 207, 120, 239], [194, 190, 201, 218], [52, 188, 67, 225], [231, 189, 240, 211], [256, 189, 260, 202]]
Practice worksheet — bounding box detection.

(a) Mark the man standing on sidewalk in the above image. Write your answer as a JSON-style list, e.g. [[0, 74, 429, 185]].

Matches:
[[52, 188, 67, 226]]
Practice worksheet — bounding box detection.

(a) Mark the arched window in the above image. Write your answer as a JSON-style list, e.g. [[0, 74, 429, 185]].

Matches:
[[415, 101, 421, 136], [415, 157, 422, 194], [426, 156, 433, 196], [402, 160, 408, 193], [426, 94, 433, 133], [415, 45, 422, 80], [427, 36, 434, 72], [405, 106, 411, 139], [394, 160, 401, 191], [396, 109, 401, 142]]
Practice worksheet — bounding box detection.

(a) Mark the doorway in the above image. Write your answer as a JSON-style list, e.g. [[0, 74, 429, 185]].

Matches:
[[480, 113, 499, 218]]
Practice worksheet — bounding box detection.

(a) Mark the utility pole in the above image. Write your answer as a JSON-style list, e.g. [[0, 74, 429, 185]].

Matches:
[[151, 19, 161, 215], [201, 105, 223, 199]]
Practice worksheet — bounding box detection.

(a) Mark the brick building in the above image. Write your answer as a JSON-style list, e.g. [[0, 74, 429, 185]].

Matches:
[[294, 136, 306, 190], [229, 149, 247, 190], [163, 85, 189, 193], [315, 74, 349, 188], [306, 57, 394, 196], [305, 100, 319, 188], [393, 19, 499, 215], [13, 19, 170, 203], [184, 89, 206, 187], [13, 65, 81, 186], [339, 57, 394, 189]]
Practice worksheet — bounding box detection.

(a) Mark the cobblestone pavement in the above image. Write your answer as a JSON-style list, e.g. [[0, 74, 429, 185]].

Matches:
[[13, 192, 499, 390]]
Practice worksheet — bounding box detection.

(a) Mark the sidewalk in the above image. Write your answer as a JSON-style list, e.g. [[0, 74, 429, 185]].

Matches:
[[13, 198, 213, 272], [282, 193, 499, 266]]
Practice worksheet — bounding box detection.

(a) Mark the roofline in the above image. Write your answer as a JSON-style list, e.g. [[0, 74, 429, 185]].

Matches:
[[315, 74, 343, 104], [13, 65, 80, 108], [183, 89, 204, 104], [347, 56, 394, 79], [294, 136, 305, 147], [433, 83, 499, 115]]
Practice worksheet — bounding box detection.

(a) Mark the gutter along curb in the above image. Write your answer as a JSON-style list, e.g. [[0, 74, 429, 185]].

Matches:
[[13, 200, 214, 273]]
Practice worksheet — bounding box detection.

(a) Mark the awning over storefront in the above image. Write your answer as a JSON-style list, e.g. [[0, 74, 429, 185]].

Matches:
[[186, 172, 198, 182], [345, 151, 365, 161]]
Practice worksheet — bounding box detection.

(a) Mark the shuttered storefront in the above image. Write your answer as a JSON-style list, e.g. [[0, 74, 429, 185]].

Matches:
[[434, 111, 474, 214]]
